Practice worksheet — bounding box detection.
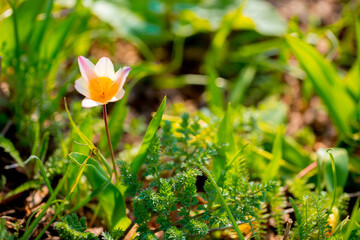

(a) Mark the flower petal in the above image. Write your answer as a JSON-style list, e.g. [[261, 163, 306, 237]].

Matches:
[[109, 89, 125, 102], [74, 78, 90, 98], [78, 56, 96, 82], [82, 98, 102, 108], [113, 67, 131, 88], [94, 57, 115, 80]]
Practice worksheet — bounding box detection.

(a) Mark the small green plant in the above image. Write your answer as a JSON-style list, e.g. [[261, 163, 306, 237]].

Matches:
[[290, 193, 331, 240], [54, 214, 98, 240], [119, 114, 277, 239], [101, 228, 124, 240]]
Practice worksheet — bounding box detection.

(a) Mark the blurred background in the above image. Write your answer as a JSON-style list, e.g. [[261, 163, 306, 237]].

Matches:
[[1, 0, 359, 147]]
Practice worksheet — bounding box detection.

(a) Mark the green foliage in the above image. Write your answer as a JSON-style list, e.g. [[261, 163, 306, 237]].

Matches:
[[0, 136, 25, 171], [68, 153, 130, 230], [286, 35, 356, 136], [54, 214, 98, 240], [117, 160, 141, 197], [318, 148, 349, 192], [290, 193, 331, 240], [3, 1, 360, 239], [101, 229, 124, 240], [120, 114, 276, 239], [163, 226, 186, 240], [268, 185, 286, 236], [0, 0, 90, 152], [0, 219, 15, 240], [185, 219, 209, 239], [262, 126, 284, 182], [131, 96, 166, 175], [253, 202, 267, 240], [287, 176, 315, 199]]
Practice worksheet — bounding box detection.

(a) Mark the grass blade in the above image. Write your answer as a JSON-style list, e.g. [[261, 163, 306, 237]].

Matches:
[[229, 65, 256, 105], [286, 35, 355, 135], [0, 135, 26, 172], [263, 126, 284, 182], [130, 96, 166, 175]]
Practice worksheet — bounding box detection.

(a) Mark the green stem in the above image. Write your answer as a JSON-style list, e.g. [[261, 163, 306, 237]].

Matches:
[[326, 150, 337, 221], [316, 157, 322, 195], [200, 165, 245, 240], [103, 104, 118, 184]]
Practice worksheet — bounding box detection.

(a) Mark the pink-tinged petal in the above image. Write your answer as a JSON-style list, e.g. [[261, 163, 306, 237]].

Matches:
[[78, 56, 96, 82], [74, 78, 90, 98], [82, 98, 102, 108], [113, 67, 131, 88], [94, 57, 115, 80], [109, 89, 125, 102]]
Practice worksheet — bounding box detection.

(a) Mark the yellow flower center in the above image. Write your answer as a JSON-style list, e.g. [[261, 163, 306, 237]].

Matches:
[[89, 76, 120, 104]]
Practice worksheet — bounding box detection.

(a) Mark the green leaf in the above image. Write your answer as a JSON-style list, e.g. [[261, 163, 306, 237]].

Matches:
[[72, 113, 93, 155], [344, 20, 360, 102], [65, 100, 95, 150], [88, 1, 157, 60], [0, 136, 25, 171], [344, 198, 360, 240], [3, 155, 55, 200], [40, 8, 76, 60], [4, 180, 41, 200], [213, 103, 235, 179], [130, 96, 166, 175], [241, 0, 287, 36], [356, 19, 360, 60], [229, 65, 256, 105], [262, 126, 284, 182], [205, 63, 224, 113], [0, 0, 45, 54], [64, 99, 112, 175], [68, 153, 130, 230], [317, 148, 349, 192], [260, 123, 311, 169], [286, 35, 355, 135], [38, 131, 50, 161], [217, 103, 235, 153]]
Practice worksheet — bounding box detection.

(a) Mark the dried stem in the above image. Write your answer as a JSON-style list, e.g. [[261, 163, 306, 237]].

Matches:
[[296, 162, 317, 179], [283, 218, 293, 240]]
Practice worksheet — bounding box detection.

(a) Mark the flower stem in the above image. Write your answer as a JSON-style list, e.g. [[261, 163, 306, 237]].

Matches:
[[103, 104, 118, 184], [200, 165, 245, 240]]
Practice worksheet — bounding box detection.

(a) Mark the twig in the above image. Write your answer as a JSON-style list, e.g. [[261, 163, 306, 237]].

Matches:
[[283, 218, 293, 240], [123, 220, 136, 238], [296, 162, 317, 178], [1, 120, 12, 136], [349, 191, 360, 198]]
